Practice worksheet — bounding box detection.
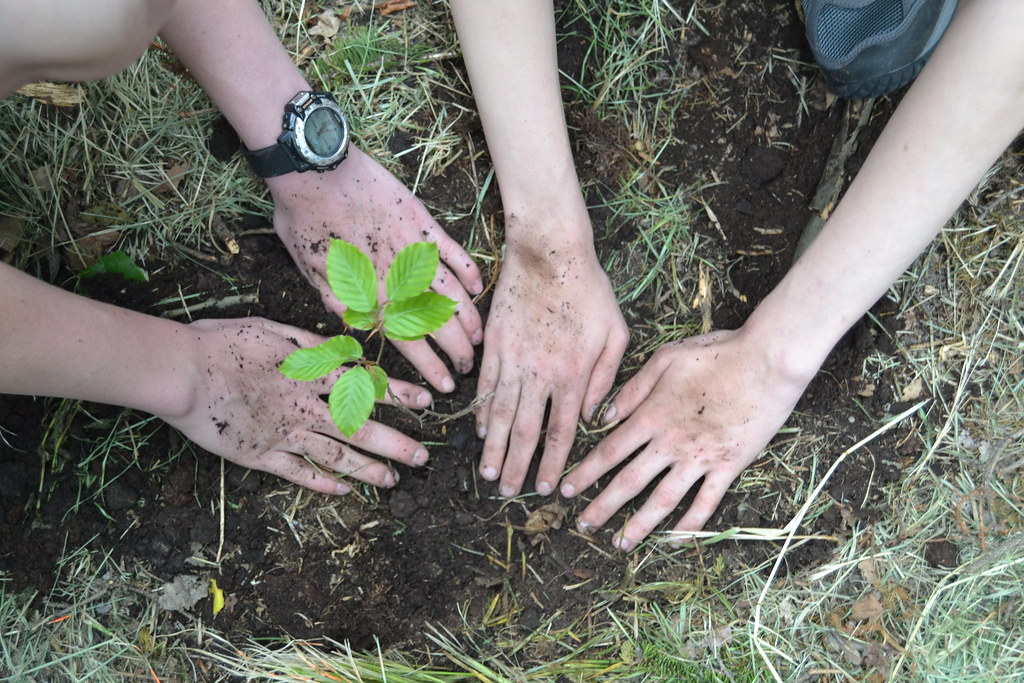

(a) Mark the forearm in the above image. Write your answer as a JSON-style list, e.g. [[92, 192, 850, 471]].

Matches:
[[749, 0, 1024, 378], [0, 263, 197, 418], [449, 0, 591, 251], [159, 0, 327, 203], [159, 0, 307, 151]]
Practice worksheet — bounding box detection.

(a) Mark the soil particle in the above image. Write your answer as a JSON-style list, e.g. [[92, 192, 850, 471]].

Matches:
[[161, 462, 196, 507], [741, 146, 788, 187], [388, 490, 419, 519], [925, 540, 961, 570], [103, 478, 138, 511]]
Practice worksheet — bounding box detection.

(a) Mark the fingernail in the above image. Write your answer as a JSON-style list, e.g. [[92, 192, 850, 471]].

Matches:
[[335, 482, 351, 495], [386, 470, 400, 487], [604, 405, 617, 422], [477, 425, 487, 439], [536, 481, 552, 495], [441, 377, 455, 393], [471, 328, 483, 344], [560, 482, 576, 497], [413, 448, 429, 466], [416, 392, 431, 408], [613, 534, 635, 552], [586, 404, 596, 422], [481, 466, 497, 480], [499, 484, 516, 497], [576, 519, 593, 535]]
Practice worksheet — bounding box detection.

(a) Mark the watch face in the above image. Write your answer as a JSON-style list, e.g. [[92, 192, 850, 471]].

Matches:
[[303, 107, 345, 157]]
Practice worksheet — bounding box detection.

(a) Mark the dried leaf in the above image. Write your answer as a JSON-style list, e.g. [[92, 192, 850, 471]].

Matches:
[[863, 640, 894, 676], [0, 215, 25, 263], [157, 575, 206, 613], [17, 81, 86, 107], [209, 578, 225, 616], [473, 575, 504, 588], [63, 230, 121, 271], [824, 631, 863, 667], [31, 166, 55, 193], [901, 376, 925, 401], [524, 502, 567, 546], [376, 0, 416, 15], [309, 10, 341, 38], [858, 557, 881, 589], [850, 592, 885, 621], [150, 160, 191, 196]]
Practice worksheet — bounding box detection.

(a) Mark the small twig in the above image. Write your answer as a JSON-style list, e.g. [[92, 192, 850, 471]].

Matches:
[[169, 241, 219, 263], [793, 99, 875, 261], [235, 228, 277, 238], [216, 457, 225, 566], [418, 392, 492, 424], [472, 216, 503, 305], [161, 293, 260, 319]]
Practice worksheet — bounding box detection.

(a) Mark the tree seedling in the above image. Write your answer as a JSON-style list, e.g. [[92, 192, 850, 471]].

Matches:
[[279, 239, 455, 437]]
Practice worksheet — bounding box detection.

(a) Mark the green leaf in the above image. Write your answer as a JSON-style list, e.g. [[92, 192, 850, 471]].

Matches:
[[386, 242, 438, 302], [327, 239, 378, 313], [382, 291, 457, 341], [342, 308, 378, 331], [279, 336, 363, 381], [78, 250, 148, 282], [329, 367, 376, 437], [366, 365, 389, 401]]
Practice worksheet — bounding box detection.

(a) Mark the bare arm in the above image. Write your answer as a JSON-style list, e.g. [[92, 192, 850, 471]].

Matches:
[[562, 0, 1024, 549], [0, 0, 446, 490], [158, 0, 484, 393], [0, 262, 436, 491], [449, 0, 629, 497]]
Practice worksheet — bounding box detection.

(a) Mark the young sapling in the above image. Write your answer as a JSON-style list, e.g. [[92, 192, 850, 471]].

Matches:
[[279, 239, 456, 438]]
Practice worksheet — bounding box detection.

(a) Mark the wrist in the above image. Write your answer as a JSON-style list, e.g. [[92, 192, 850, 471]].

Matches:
[[740, 287, 844, 389], [264, 144, 367, 197], [500, 193, 596, 257], [124, 321, 205, 422]]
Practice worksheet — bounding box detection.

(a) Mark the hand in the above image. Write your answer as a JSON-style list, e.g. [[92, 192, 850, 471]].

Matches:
[[159, 317, 434, 494], [560, 328, 810, 550], [268, 147, 484, 393], [476, 245, 629, 498]]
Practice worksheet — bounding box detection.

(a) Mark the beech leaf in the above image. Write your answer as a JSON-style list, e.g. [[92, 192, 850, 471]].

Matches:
[[382, 291, 457, 341], [343, 308, 378, 331], [329, 367, 376, 437], [386, 241, 439, 302], [366, 365, 389, 401], [280, 336, 362, 381], [327, 239, 377, 313]]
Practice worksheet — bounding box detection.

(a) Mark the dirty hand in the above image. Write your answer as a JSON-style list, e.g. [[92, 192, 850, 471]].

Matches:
[[476, 245, 629, 498], [159, 317, 434, 493], [268, 147, 484, 393], [560, 328, 810, 550]]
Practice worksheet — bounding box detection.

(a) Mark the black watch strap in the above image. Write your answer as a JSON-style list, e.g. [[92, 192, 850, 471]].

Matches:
[[242, 143, 303, 178]]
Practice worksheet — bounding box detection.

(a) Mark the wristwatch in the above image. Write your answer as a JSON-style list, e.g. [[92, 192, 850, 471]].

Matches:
[[243, 91, 350, 177]]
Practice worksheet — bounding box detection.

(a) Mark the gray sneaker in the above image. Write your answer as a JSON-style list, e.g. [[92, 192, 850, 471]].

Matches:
[[803, 0, 959, 99]]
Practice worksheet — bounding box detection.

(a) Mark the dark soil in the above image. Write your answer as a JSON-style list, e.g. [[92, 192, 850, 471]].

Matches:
[[0, 0, 929, 660]]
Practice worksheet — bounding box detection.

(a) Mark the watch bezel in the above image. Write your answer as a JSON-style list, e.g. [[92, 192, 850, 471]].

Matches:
[[285, 92, 350, 172]]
